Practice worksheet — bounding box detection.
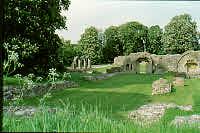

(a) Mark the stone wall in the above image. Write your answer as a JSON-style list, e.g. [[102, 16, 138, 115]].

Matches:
[[113, 50, 200, 77], [152, 78, 172, 95], [151, 54, 181, 72], [3, 81, 79, 100]]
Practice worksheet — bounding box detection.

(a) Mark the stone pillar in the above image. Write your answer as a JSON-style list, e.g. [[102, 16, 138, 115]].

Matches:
[[72, 63, 75, 69], [83, 59, 87, 69], [71, 56, 78, 70], [129, 64, 132, 71], [78, 59, 81, 69], [88, 59, 91, 69]]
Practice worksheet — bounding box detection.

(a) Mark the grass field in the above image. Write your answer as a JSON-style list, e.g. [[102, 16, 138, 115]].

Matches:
[[92, 64, 113, 73], [3, 72, 200, 132]]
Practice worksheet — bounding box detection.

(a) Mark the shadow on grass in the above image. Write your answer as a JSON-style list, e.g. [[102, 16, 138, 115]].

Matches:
[[17, 73, 167, 119], [23, 90, 151, 118], [171, 88, 176, 93], [79, 73, 163, 89]]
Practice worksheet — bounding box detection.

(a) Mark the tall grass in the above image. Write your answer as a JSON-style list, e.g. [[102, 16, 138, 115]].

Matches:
[[3, 73, 200, 132], [3, 101, 200, 132]]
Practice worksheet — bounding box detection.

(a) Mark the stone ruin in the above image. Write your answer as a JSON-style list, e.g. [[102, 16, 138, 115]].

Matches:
[[152, 78, 172, 95], [113, 50, 200, 78], [128, 103, 193, 125], [171, 115, 200, 128], [152, 77, 185, 95], [71, 56, 91, 70]]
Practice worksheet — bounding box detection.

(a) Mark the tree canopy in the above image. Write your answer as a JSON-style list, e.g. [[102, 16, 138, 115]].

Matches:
[[3, 0, 71, 76], [103, 26, 123, 63], [78, 26, 103, 64], [118, 21, 148, 55], [147, 25, 163, 54], [78, 14, 200, 64], [162, 14, 199, 54]]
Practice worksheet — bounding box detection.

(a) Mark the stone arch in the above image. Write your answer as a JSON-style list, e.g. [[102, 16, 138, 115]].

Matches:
[[185, 62, 198, 73], [135, 53, 153, 74], [177, 51, 199, 75], [123, 57, 132, 71]]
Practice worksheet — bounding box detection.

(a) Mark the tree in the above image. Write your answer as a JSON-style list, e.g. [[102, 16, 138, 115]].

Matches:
[[58, 39, 76, 67], [198, 31, 200, 46], [3, 0, 71, 76], [162, 14, 199, 54], [103, 26, 122, 63], [147, 25, 163, 54], [73, 44, 83, 57], [78, 26, 103, 64], [118, 21, 148, 55]]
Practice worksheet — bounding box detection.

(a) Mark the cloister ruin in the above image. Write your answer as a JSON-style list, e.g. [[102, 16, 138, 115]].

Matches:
[[113, 50, 200, 78], [71, 56, 91, 70]]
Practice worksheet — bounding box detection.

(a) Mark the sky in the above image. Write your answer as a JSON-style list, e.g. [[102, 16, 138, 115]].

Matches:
[[56, 0, 200, 43]]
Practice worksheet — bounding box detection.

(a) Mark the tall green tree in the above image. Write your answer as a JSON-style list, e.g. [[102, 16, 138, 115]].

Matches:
[[162, 14, 199, 54], [73, 44, 83, 57], [198, 31, 200, 46], [118, 21, 148, 55], [58, 39, 76, 67], [78, 26, 103, 64], [103, 26, 123, 63], [3, 0, 70, 76], [147, 25, 163, 54]]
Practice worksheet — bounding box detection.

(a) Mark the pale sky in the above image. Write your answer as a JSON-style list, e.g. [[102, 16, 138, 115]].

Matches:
[[56, 0, 200, 43]]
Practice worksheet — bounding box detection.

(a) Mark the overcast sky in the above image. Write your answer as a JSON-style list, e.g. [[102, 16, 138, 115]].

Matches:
[[56, 0, 200, 43]]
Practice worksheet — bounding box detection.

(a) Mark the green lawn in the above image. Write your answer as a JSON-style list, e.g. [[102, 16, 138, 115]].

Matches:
[[3, 72, 200, 132], [92, 64, 113, 73], [16, 73, 200, 117]]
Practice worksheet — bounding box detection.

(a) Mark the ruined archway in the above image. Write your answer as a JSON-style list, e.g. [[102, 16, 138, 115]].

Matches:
[[177, 51, 200, 77], [185, 61, 198, 73], [136, 57, 153, 74], [113, 50, 200, 77], [134, 52, 153, 74]]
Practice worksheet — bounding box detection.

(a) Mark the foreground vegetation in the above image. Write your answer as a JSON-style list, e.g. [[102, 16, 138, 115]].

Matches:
[[3, 102, 200, 132], [3, 72, 200, 132]]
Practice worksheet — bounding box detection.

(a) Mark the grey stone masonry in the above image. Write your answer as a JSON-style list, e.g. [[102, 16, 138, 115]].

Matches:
[[112, 50, 200, 78], [71, 56, 91, 70]]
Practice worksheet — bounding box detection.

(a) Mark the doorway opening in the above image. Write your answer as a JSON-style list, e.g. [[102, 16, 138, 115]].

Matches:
[[185, 60, 198, 74], [136, 57, 151, 74]]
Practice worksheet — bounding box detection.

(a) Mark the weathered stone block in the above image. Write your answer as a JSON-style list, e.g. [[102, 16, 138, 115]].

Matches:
[[152, 78, 171, 95], [171, 115, 200, 127], [3, 81, 79, 100], [128, 103, 192, 125]]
